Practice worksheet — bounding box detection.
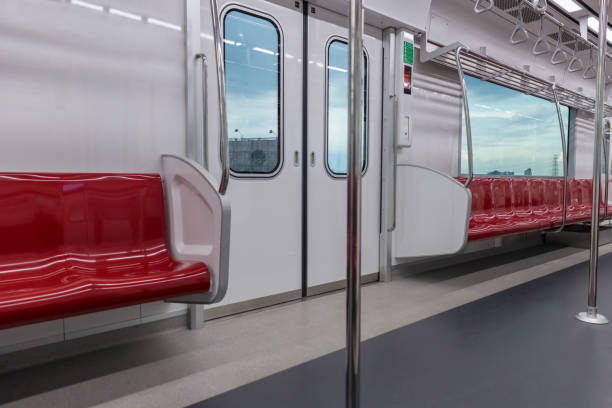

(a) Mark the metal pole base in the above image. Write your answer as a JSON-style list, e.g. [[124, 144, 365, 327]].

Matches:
[[576, 307, 609, 325]]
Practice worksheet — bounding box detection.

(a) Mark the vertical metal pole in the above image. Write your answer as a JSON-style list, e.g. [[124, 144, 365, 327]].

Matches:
[[346, 0, 363, 406], [576, 0, 609, 325]]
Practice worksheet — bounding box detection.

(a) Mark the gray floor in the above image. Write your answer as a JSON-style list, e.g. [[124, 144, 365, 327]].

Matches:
[[0, 243, 606, 408], [189, 247, 612, 408]]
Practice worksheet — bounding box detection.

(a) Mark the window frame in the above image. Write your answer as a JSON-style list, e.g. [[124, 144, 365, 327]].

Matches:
[[221, 5, 284, 178], [458, 75, 572, 179], [324, 36, 369, 179]]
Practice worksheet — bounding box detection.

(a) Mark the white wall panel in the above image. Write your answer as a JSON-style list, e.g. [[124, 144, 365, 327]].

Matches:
[[0, 0, 186, 173], [396, 48, 462, 176], [573, 110, 596, 179]]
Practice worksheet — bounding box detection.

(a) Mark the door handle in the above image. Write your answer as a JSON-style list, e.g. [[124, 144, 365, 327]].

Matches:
[[294, 150, 300, 167], [310, 152, 316, 167]]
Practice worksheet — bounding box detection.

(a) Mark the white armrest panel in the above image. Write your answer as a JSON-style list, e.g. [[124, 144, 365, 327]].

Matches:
[[162, 155, 230, 304], [394, 165, 471, 258]]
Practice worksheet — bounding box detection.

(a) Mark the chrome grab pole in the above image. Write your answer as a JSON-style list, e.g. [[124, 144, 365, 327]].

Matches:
[[604, 130, 609, 219], [209, 0, 229, 195], [576, 0, 609, 325], [196, 53, 208, 170], [388, 96, 398, 232], [346, 0, 363, 405], [456, 47, 474, 188], [551, 84, 568, 233]]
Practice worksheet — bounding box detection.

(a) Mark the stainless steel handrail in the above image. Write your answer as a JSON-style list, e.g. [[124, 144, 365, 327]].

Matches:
[[196, 53, 208, 170], [551, 83, 568, 233], [427, 39, 612, 116], [388, 96, 399, 232], [209, 0, 229, 195], [456, 47, 474, 188]]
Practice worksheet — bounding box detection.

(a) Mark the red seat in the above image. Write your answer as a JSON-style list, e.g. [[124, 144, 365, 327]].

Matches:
[[0, 173, 210, 330], [457, 177, 603, 241]]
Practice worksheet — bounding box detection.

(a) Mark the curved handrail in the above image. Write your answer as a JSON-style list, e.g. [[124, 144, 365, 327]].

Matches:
[[456, 47, 473, 188], [551, 84, 568, 233], [209, 0, 229, 195]]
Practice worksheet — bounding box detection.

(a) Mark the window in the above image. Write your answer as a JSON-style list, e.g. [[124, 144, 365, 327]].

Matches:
[[326, 40, 367, 176], [461, 75, 570, 177], [224, 10, 281, 174]]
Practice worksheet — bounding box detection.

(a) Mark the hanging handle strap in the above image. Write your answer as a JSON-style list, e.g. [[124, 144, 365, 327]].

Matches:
[[551, 26, 568, 65], [510, 4, 529, 45], [533, 15, 551, 55], [474, 0, 495, 14], [568, 38, 585, 72]]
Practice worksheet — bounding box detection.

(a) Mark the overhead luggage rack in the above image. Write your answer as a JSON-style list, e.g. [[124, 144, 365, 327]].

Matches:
[[430, 46, 612, 116]]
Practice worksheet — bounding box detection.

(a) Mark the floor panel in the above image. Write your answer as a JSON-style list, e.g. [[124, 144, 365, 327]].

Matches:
[[191, 251, 612, 407]]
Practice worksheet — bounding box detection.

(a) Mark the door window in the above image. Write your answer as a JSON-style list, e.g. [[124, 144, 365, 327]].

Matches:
[[326, 39, 367, 176], [224, 9, 281, 175]]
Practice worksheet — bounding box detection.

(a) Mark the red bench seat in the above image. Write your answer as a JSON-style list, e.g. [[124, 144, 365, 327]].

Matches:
[[456, 177, 610, 241], [0, 173, 210, 330]]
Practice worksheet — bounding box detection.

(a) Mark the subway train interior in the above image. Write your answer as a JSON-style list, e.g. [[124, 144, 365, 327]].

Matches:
[[3, 0, 612, 406]]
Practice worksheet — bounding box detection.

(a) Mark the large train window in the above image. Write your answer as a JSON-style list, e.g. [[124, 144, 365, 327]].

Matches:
[[326, 39, 368, 177], [461, 75, 570, 177], [224, 9, 281, 175]]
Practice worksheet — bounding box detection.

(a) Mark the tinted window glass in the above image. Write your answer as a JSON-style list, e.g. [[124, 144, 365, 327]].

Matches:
[[327, 40, 367, 175], [224, 10, 281, 174], [461, 75, 569, 177]]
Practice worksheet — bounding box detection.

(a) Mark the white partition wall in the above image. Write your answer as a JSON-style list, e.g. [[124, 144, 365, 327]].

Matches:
[[393, 165, 470, 258]]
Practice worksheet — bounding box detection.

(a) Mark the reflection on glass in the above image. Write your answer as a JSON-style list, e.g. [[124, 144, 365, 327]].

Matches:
[[461, 75, 569, 177], [224, 10, 280, 174], [327, 40, 367, 176]]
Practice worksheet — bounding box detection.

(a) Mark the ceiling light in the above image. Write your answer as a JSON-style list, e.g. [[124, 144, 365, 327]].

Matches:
[[550, 0, 582, 13]]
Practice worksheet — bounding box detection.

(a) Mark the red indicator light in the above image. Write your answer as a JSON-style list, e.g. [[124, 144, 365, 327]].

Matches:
[[403, 65, 412, 95]]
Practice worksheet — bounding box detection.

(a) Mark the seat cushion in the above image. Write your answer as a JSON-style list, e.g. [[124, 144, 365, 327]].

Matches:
[[0, 173, 210, 329], [457, 177, 601, 241]]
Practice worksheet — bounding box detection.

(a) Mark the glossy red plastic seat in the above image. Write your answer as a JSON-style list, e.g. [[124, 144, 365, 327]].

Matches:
[[457, 177, 603, 241], [0, 173, 210, 329]]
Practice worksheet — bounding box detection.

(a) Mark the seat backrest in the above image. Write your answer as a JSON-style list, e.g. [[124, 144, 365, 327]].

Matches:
[[511, 178, 530, 214], [491, 178, 512, 216], [0, 173, 166, 266], [466, 177, 494, 217]]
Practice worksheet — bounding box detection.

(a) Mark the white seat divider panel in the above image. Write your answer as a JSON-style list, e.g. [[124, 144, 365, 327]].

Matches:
[[162, 154, 231, 304], [394, 165, 471, 258]]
